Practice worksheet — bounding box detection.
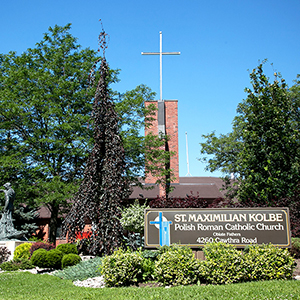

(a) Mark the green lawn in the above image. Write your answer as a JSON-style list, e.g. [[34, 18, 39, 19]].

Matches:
[[0, 272, 300, 300]]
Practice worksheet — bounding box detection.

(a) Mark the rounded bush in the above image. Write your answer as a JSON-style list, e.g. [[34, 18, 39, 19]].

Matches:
[[154, 245, 198, 286], [13, 243, 32, 260], [101, 248, 143, 287], [243, 244, 296, 281], [198, 242, 245, 284], [30, 249, 48, 268], [61, 253, 81, 269], [56, 243, 78, 255], [46, 249, 64, 269]]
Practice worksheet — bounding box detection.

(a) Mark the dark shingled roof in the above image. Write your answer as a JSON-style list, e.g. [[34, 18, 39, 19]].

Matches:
[[130, 176, 225, 200], [37, 177, 225, 219]]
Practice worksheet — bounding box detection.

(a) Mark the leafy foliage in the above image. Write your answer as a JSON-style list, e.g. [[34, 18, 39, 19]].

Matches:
[[144, 132, 176, 196], [243, 244, 295, 281], [154, 245, 198, 286], [30, 249, 48, 268], [13, 242, 32, 260], [123, 232, 144, 251], [56, 243, 78, 255], [198, 242, 296, 284], [61, 253, 81, 269], [141, 249, 159, 261], [208, 193, 300, 238], [200, 63, 300, 202], [0, 24, 101, 243], [46, 249, 64, 269], [30, 248, 63, 269], [0, 23, 175, 244], [149, 193, 211, 208], [290, 237, 300, 259], [0, 246, 11, 264], [53, 256, 103, 281], [62, 33, 129, 256], [101, 248, 144, 287], [121, 200, 148, 234], [0, 258, 33, 271], [11, 205, 39, 239], [29, 241, 55, 256], [198, 242, 246, 284]]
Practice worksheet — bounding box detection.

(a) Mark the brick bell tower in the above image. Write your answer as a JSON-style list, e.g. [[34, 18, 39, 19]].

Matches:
[[142, 31, 180, 196], [145, 100, 179, 196]]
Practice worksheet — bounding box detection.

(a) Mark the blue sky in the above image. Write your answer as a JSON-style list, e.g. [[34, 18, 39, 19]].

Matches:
[[1, 0, 300, 177]]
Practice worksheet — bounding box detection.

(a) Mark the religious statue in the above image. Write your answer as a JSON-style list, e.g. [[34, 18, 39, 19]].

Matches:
[[0, 183, 25, 240]]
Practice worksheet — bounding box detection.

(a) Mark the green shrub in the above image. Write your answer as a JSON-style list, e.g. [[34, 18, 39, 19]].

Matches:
[[0, 261, 19, 271], [197, 242, 296, 285], [154, 245, 198, 286], [290, 237, 300, 259], [243, 244, 296, 281], [101, 248, 144, 287], [0, 246, 11, 264], [120, 200, 148, 234], [141, 249, 159, 261], [53, 256, 103, 281], [121, 200, 148, 251], [0, 258, 33, 271], [61, 253, 81, 269], [46, 249, 64, 269], [141, 258, 155, 281], [13, 243, 32, 260], [56, 243, 78, 255], [30, 248, 48, 268], [198, 242, 246, 285]]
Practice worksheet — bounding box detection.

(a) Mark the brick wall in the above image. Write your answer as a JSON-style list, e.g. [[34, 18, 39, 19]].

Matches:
[[145, 100, 179, 188]]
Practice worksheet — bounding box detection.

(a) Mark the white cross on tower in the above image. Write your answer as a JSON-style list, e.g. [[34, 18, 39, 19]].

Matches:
[[142, 31, 180, 135], [142, 31, 180, 102]]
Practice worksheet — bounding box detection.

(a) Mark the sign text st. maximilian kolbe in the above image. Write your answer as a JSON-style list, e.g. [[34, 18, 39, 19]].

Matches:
[[144, 208, 291, 248]]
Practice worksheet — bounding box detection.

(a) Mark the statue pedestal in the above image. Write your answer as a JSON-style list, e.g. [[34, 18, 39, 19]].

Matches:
[[0, 240, 32, 261]]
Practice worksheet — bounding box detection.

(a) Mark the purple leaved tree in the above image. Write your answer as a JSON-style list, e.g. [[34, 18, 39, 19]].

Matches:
[[62, 28, 130, 256]]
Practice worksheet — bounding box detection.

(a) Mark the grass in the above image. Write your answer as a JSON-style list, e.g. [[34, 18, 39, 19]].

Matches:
[[0, 272, 300, 300]]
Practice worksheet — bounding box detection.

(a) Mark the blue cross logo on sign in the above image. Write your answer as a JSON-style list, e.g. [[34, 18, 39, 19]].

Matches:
[[150, 212, 172, 246]]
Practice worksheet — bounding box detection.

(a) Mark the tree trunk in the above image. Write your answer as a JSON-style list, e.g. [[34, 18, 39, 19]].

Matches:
[[48, 203, 59, 245]]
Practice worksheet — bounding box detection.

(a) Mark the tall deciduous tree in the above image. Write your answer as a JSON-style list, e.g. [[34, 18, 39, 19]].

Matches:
[[0, 24, 98, 243], [0, 24, 175, 244], [62, 32, 129, 255], [200, 63, 300, 202]]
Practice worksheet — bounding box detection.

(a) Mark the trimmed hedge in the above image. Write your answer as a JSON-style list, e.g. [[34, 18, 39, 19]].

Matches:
[[30, 248, 64, 269], [197, 242, 296, 285], [56, 243, 78, 255], [46, 249, 64, 269], [30, 249, 48, 268], [61, 253, 81, 269]]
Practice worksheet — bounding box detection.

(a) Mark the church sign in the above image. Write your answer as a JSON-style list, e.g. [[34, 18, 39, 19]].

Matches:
[[144, 208, 291, 248]]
